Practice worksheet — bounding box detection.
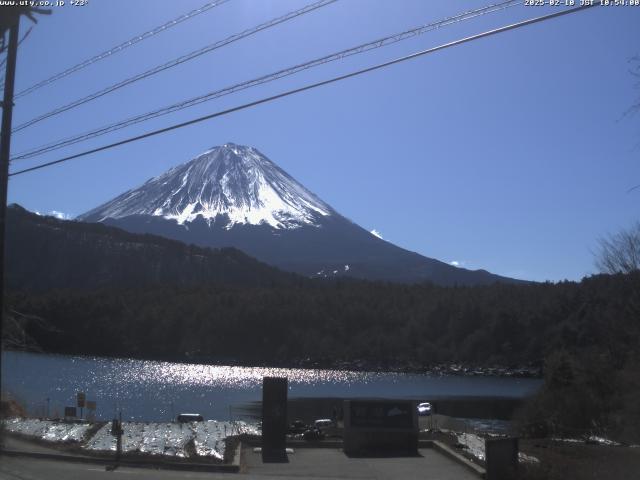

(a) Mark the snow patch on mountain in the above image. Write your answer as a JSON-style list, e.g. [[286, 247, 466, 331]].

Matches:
[[35, 210, 73, 220], [79, 143, 333, 230]]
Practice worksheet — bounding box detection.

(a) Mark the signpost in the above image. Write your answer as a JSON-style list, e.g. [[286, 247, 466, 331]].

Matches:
[[77, 392, 86, 419], [64, 406, 76, 420], [111, 413, 123, 464]]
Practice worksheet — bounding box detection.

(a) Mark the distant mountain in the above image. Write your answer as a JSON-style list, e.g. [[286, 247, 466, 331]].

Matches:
[[6, 204, 298, 291], [79, 143, 520, 286]]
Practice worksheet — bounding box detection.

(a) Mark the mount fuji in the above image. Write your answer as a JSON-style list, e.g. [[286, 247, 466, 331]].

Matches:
[[79, 143, 517, 285]]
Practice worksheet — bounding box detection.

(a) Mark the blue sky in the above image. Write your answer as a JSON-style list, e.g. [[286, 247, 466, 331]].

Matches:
[[5, 0, 640, 282]]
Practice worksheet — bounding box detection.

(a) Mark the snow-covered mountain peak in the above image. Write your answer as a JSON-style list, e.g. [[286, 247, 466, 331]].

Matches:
[[79, 144, 333, 229]]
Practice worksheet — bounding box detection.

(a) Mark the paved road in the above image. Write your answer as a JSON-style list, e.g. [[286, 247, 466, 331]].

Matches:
[[0, 447, 479, 480], [0, 457, 227, 480], [2, 436, 85, 456], [244, 447, 478, 479]]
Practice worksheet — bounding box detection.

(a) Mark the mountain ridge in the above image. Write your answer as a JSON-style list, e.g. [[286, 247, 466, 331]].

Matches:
[[79, 143, 523, 286], [6, 203, 299, 291]]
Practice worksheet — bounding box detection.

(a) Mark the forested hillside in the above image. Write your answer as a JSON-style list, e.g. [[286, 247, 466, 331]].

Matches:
[[7, 273, 638, 373], [6, 204, 299, 290]]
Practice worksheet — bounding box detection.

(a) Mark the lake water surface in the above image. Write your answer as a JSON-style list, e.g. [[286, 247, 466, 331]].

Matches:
[[2, 351, 542, 422]]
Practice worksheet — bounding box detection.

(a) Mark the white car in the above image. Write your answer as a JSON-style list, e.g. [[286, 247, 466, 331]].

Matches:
[[314, 419, 333, 429], [417, 402, 432, 416]]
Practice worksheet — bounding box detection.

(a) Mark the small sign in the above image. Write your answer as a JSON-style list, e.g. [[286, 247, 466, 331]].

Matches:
[[86, 400, 96, 411], [77, 392, 86, 408], [64, 406, 77, 418]]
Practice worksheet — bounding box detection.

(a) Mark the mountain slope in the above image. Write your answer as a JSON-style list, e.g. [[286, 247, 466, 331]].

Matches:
[[79, 143, 521, 286], [80, 143, 332, 229], [6, 204, 298, 291]]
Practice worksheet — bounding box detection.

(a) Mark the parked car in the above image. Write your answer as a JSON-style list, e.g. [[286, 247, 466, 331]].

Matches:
[[314, 418, 334, 430], [288, 419, 308, 434], [176, 413, 204, 423], [303, 427, 325, 441], [417, 402, 432, 416]]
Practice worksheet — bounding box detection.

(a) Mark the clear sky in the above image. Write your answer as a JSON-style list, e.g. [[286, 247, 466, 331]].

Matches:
[[5, 0, 640, 282]]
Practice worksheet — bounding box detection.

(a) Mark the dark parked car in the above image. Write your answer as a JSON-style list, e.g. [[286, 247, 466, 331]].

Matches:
[[302, 427, 325, 441], [288, 419, 308, 434]]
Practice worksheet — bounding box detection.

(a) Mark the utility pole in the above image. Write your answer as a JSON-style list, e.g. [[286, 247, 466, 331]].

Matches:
[[0, 5, 49, 409], [0, 9, 21, 408]]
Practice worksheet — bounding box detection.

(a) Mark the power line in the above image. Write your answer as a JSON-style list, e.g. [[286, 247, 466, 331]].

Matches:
[[13, 0, 231, 99], [12, 0, 520, 161], [12, 0, 338, 133], [9, 1, 600, 178]]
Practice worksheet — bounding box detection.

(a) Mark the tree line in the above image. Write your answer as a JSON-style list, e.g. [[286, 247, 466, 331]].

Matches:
[[6, 272, 637, 373]]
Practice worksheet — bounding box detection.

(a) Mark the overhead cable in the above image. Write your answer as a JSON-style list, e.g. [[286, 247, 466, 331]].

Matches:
[[12, 0, 519, 161], [13, 0, 232, 99], [9, 1, 600, 177], [0, 26, 33, 87], [12, 0, 338, 133]]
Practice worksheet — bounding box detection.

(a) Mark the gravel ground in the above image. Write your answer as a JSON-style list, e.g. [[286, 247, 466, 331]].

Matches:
[[423, 425, 640, 480], [3, 418, 259, 461]]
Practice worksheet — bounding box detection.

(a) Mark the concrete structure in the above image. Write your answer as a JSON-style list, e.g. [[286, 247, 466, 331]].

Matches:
[[343, 400, 418, 456], [1, 435, 483, 479], [261, 376, 288, 462], [485, 437, 519, 480]]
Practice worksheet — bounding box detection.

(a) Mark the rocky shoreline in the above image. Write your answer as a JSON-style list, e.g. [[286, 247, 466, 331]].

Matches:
[[281, 358, 543, 378], [7, 346, 543, 379], [181, 352, 544, 378]]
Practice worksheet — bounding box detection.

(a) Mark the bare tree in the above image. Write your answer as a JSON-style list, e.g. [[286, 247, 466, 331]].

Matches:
[[596, 222, 640, 274]]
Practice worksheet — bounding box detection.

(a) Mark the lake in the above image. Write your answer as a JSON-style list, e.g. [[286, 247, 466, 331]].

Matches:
[[2, 351, 542, 423]]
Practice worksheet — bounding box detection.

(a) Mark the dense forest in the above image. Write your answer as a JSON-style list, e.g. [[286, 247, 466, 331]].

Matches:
[[5, 204, 299, 291], [6, 272, 637, 370]]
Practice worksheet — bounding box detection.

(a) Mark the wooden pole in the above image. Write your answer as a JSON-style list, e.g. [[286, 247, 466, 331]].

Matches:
[[0, 11, 21, 409]]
